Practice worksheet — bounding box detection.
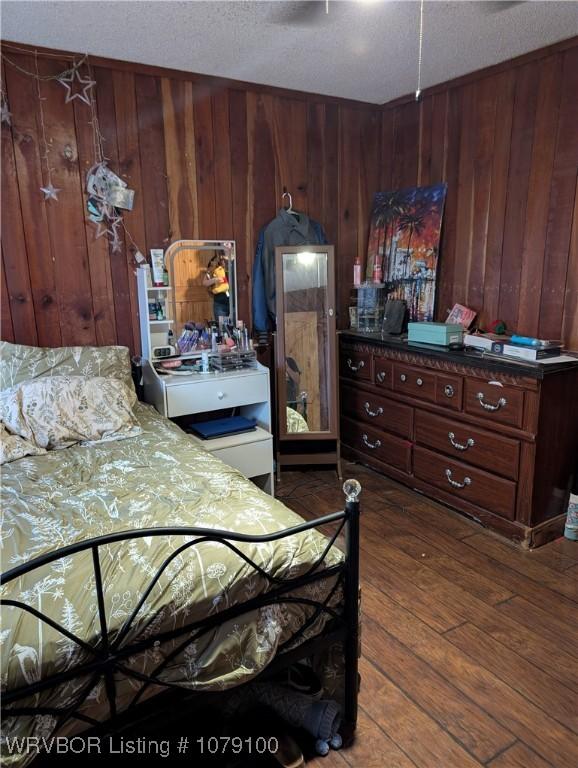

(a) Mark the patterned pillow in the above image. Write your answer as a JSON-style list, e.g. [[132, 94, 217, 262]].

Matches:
[[0, 376, 142, 450], [0, 422, 46, 465], [0, 341, 133, 391]]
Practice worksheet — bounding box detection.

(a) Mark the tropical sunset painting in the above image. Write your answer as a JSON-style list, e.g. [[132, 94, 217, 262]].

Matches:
[[366, 183, 447, 322]]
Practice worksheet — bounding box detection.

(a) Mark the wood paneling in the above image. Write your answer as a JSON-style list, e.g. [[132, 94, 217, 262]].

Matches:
[[382, 40, 578, 348], [1, 38, 578, 351], [1, 43, 381, 352]]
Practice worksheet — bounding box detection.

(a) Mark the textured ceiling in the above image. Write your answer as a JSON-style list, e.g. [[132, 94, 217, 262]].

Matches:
[[2, 1, 578, 104]]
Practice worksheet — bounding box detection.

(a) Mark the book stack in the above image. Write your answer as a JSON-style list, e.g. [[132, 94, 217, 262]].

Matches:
[[464, 333, 509, 351], [489, 336, 563, 363]]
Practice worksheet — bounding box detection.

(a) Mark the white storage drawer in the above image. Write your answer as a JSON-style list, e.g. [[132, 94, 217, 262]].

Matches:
[[165, 372, 269, 418], [212, 437, 273, 480]]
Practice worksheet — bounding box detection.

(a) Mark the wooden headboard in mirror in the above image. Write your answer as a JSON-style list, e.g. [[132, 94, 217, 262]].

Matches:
[[165, 240, 237, 337]]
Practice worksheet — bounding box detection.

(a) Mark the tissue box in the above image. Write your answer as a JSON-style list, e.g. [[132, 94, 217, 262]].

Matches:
[[408, 322, 463, 346]]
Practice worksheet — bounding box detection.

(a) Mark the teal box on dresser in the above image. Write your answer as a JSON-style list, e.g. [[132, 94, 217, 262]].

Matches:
[[408, 322, 463, 346]]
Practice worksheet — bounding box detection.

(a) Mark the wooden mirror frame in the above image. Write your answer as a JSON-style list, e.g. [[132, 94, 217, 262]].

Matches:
[[275, 245, 338, 441]]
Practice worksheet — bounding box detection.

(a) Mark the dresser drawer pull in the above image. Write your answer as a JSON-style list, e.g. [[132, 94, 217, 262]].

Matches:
[[362, 434, 381, 450], [364, 402, 383, 418], [445, 469, 471, 489], [416, 377, 424, 387], [448, 432, 475, 451], [444, 384, 455, 398], [376, 371, 386, 383], [217, 391, 225, 400], [477, 392, 507, 411], [347, 358, 365, 372], [400, 373, 407, 382]]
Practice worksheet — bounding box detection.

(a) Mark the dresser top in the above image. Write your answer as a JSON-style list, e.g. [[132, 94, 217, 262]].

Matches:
[[341, 331, 578, 379]]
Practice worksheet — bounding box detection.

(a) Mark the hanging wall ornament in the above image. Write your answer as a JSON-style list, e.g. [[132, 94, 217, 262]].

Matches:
[[35, 53, 60, 203], [57, 62, 96, 106], [86, 161, 134, 210], [2, 46, 149, 257], [1, 92, 12, 127], [86, 160, 134, 252], [40, 182, 61, 201]]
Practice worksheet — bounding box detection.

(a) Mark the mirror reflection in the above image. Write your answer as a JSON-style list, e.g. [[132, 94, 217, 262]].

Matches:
[[281, 250, 330, 434], [166, 240, 237, 341]]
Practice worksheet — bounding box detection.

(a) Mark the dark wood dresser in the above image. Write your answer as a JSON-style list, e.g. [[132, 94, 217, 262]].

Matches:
[[340, 331, 578, 548]]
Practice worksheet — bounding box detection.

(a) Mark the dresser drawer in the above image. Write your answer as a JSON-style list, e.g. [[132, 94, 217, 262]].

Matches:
[[415, 410, 520, 480], [342, 385, 413, 439], [435, 374, 463, 411], [414, 446, 516, 520], [464, 379, 524, 429], [342, 416, 412, 473], [374, 357, 392, 389], [166, 373, 269, 417], [341, 349, 371, 381], [392, 363, 436, 402]]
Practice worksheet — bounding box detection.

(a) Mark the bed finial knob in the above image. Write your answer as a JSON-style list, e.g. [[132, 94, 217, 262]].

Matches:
[[343, 479, 361, 502]]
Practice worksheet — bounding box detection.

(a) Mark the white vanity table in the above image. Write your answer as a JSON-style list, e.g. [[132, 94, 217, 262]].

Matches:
[[138, 240, 274, 495], [142, 362, 274, 494]]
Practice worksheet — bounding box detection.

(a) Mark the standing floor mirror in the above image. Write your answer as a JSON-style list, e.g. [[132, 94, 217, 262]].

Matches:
[[274, 245, 341, 479]]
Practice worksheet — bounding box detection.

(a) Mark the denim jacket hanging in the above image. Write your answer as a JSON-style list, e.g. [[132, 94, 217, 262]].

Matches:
[[252, 209, 327, 334]]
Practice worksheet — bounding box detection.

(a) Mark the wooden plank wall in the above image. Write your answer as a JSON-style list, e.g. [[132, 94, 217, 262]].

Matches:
[[1, 38, 577, 352], [0, 44, 380, 353], [382, 39, 578, 349]]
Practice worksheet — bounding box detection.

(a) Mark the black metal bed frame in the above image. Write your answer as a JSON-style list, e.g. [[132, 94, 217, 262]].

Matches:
[[1, 481, 361, 749]]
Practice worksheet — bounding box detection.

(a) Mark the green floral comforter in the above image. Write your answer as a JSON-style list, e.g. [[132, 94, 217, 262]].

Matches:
[[0, 402, 343, 764]]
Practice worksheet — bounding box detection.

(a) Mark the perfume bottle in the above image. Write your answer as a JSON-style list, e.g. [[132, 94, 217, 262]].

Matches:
[[372, 259, 382, 284], [353, 255, 362, 287]]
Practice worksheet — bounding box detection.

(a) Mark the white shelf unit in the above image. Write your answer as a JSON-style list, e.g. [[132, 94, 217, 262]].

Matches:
[[137, 268, 176, 360], [136, 266, 274, 495]]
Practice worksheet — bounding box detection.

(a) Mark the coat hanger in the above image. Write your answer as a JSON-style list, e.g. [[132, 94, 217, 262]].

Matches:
[[282, 191, 299, 217]]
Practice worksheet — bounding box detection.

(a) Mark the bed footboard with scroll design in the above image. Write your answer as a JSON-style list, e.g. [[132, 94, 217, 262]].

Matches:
[[1, 480, 361, 744]]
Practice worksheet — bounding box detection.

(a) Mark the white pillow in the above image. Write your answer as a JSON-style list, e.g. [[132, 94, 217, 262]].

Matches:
[[0, 376, 142, 450], [0, 422, 46, 465]]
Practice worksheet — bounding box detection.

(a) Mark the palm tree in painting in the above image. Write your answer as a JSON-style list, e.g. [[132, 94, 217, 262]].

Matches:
[[397, 199, 429, 278], [381, 192, 405, 281]]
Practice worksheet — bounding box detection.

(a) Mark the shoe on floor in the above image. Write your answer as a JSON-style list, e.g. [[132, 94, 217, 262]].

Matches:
[[272, 732, 305, 768]]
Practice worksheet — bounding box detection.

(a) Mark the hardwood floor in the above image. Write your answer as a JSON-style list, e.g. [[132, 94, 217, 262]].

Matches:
[[275, 462, 578, 768]]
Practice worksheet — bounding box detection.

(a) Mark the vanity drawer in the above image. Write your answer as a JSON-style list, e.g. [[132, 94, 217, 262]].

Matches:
[[414, 446, 516, 520], [341, 349, 371, 381], [435, 374, 463, 411], [392, 363, 436, 402], [342, 416, 412, 473], [374, 358, 392, 389], [212, 438, 273, 480], [342, 385, 413, 439], [415, 410, 520, 480], [464, 379, 524, 429], [166, 373, 269, 417]]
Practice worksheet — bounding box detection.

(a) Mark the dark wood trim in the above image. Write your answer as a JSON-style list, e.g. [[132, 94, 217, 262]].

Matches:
[[0, 39, 378, 111], [341, 442, 547, 548], [340, 336, 577, 548], [382, 35, 578, 109]]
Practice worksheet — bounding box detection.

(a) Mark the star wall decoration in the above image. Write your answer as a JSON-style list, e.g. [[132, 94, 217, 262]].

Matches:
[[40, 183, 61, 201], [57, 66, 96, 106], [1, 98, 11, 127]]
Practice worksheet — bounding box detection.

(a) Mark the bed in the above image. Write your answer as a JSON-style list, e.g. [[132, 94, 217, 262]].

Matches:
[[0, 342, 360, 765]]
